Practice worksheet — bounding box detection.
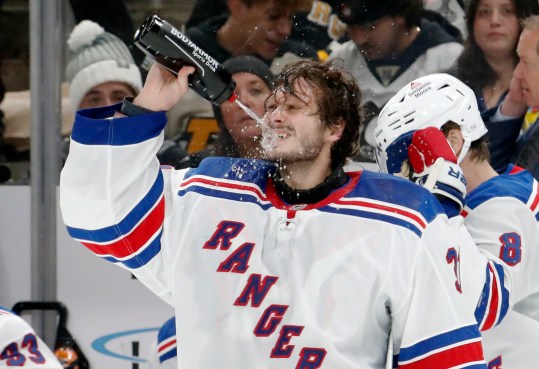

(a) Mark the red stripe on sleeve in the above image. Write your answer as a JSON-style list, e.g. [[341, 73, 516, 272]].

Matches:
[[399, 340, 484, 369], [158, 339, 177, 353], [480, 264, 500, 331], [82, 197, 164, 258]]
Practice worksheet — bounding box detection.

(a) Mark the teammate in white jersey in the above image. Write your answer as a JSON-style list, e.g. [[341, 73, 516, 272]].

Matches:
[[60, 59, 487, 369], [0, 306, 62, 369], [375, 73, 539, 368]]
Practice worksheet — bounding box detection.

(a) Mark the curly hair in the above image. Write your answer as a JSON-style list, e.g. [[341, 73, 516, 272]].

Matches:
[[268, 59, 362, 169]]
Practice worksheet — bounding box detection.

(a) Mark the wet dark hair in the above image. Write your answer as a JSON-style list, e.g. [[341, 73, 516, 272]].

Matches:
[[455, 0, 539, 92], [267, 59, 362, 169]]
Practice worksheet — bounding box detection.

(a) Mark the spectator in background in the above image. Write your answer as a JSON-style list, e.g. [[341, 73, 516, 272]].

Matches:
[[67, 0, 146, 68], [66, 20, 142, 111], [423, 0, 467, 38], [158, 55, 274, 168], [184, 0, 465, 58], [483, 15, 539, 178], [0, 305, 63, 369], [63, 19, 143, 161], [185, 0, 348, 58], [449, 0, 539, 112], [185, 0, 316, 69], [279, 0, 349, 57], [328, 0, 463, 167], [165, 0, 315, 150]]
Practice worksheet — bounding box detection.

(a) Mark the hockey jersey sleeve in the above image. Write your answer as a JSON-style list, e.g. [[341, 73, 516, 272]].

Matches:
[[389, 216, 487, 369], [60, 104, 180, 304], [463, 191, 539, 311], [447, 216, 510, 331]]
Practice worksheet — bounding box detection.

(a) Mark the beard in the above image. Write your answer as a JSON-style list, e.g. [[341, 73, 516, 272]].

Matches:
[[265, 131, 325, 165]]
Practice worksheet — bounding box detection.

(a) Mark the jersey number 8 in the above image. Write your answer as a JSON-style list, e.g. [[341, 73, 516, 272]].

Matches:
[[499, 232, 522, 266]]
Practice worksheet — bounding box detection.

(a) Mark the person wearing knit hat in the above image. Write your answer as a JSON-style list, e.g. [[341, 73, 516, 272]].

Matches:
[[66, 20, 142, 110], [211, 55, 274, 158], [158, 55, 274, 168]]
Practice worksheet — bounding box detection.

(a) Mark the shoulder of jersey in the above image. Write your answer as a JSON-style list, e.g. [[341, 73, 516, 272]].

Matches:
[[184, 157, 276, 187], [345, 170, 445, 221], [466, 165, 538, 210], [0, 305, 15, 316]]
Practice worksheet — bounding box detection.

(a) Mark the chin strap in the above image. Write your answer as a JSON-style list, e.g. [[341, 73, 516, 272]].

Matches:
[[457, 137, 471, 165]]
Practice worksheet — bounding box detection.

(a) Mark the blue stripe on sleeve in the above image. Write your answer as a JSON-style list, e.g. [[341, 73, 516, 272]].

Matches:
[[102, 230, 162, 269], [67, 172, 164, 243], [493, 262, 510, 324], [178, 185, 273, 210], [158, 317, 176, 341], [320, 206, 423, 236], [474, 266, 490, 325], [398, 324, 481, 362], [71, 103, 167, 146], [160, 349, 178, 363]]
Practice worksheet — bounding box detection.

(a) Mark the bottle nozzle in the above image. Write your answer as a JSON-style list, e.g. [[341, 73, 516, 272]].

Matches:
[[228, 93, 238, 103]]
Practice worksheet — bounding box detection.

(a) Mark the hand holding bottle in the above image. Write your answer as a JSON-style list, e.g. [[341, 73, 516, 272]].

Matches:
[[134, 63, 195, 112], [133, 15, 236, 105]]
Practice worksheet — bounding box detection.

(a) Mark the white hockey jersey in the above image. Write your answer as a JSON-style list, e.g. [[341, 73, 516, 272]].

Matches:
[[0, 307, 62, 369], [462, 165, 539, 366], [60, 105, 487, 369]]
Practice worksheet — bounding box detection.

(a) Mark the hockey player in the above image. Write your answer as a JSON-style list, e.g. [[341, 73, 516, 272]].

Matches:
[[374, 73, 539, 368], [0, 306, 63, 369], [60, 59, 487, 368]]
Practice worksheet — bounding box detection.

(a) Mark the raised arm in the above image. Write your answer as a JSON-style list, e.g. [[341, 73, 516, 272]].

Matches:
[[59, 64, 194, 303]]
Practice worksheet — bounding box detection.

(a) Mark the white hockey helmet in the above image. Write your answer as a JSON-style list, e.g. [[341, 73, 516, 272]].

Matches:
[[374, 73, 488, 174]]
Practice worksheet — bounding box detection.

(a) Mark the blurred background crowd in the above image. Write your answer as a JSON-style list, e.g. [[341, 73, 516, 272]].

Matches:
[[3, 0, 538, 186]]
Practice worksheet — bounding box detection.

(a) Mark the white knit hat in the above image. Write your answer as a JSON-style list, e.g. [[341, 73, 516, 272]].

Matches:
[[66, 20, 143, 110]]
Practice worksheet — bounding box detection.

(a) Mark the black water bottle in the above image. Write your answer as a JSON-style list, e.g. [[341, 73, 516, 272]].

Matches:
[[134, 15, 237, 105]]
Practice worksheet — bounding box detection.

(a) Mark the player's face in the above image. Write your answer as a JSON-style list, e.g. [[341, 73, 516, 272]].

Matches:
[[236, 1, 292, 60], [262, 79, 334, 164], [514, 28, 539, 108], [220, 72, 271, 141], [79, 82, 136, 109], [347, 16, 406, 60], [473, 0, 519, 58]]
